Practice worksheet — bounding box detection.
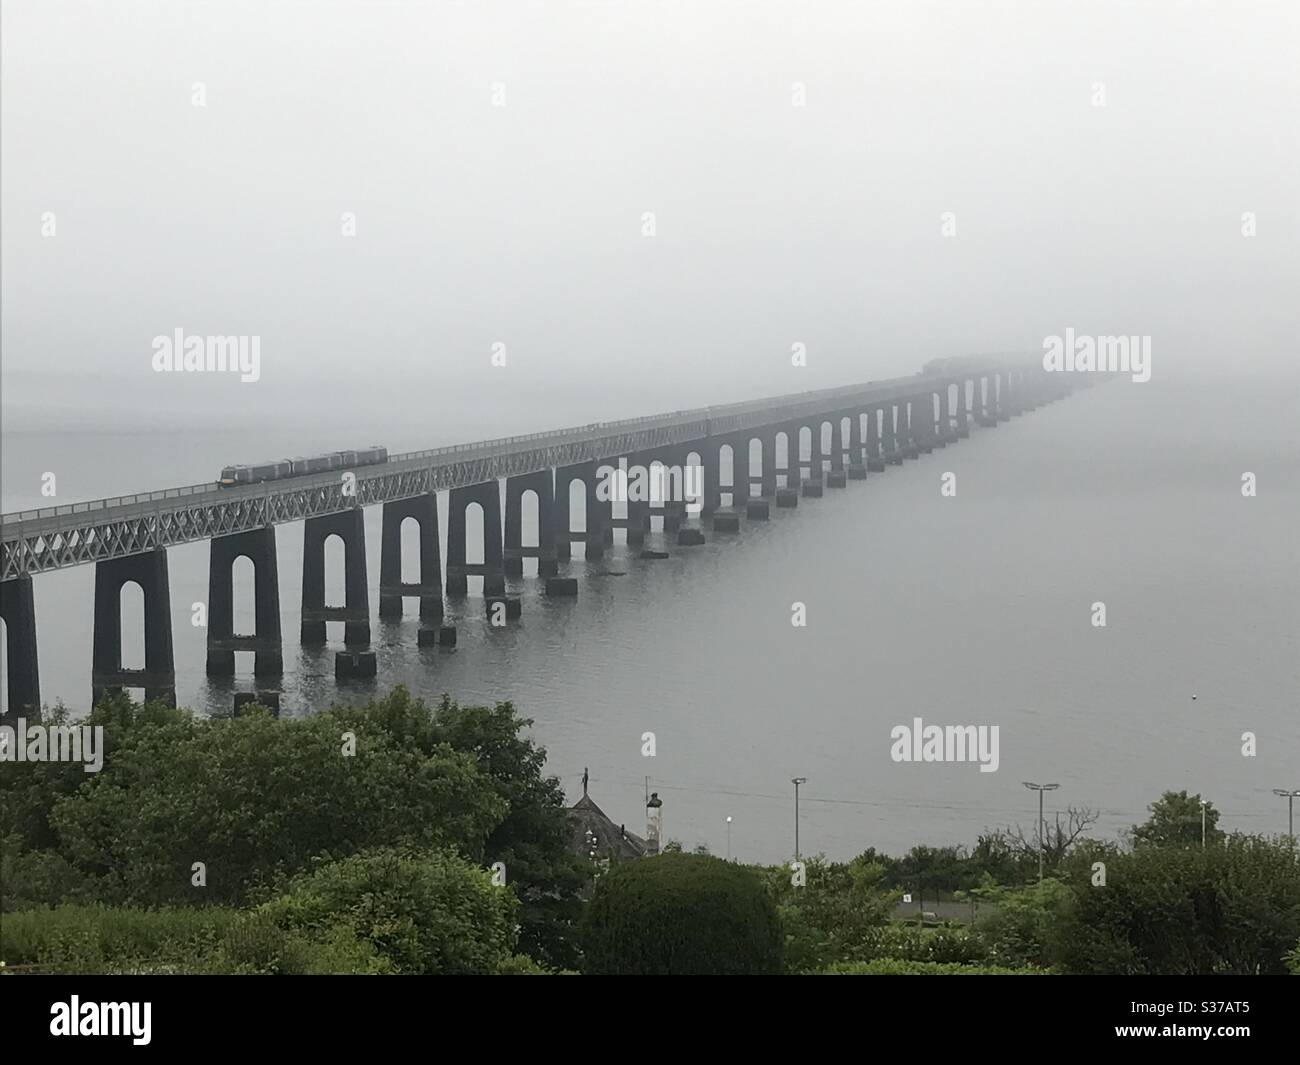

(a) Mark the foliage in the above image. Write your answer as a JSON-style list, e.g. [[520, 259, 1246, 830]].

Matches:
[[819, 959, 1047, 975], [0, 904, 235, 974], [2, 693, 506, 910], [1053, 835, 1300, 974], [972, 876, 1073, 968], [329, 689, 591, 970], [255, 848, 519, 975], [201, 913, 388, 974], [866, 922, 989, 964], [761, 856, 895, 972], [582, 853, 782, 975], [1131, 790, 1225, 849]]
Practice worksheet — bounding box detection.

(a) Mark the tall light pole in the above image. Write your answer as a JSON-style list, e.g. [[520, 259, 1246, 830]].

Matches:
[[1200, 799, 1207, 848], [1274, 789, 1300, 841], [792, 777, 807, 859], [725, 816, 733, 860], [1023, 781, 1060, 881]]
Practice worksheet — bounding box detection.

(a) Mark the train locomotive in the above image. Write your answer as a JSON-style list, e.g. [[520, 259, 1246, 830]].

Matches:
[[218, 446, 389, 487]]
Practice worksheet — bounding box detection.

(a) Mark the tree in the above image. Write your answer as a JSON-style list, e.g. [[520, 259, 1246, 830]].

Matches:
[[582, 853, 783, 974], [1052, 835, 1300, 974], [763, 855, 895, 973], [12, 699, 506, 909], [1132, 790, 1224, 848], [998, 806, 1101, 877], [329, 689, 591, 970]]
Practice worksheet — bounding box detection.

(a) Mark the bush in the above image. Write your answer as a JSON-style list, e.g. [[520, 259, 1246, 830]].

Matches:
[[0, 904, 235, 974], [761, 856, 895, 973], [861, 922, 989, 964], [582, 853, 783, 975], [202, 911, 389, 975], [1053, 835, 1300, 974], [820, 959, 1047, 976], [255, 848, 519, 974], [975, 878, 1072, 968]]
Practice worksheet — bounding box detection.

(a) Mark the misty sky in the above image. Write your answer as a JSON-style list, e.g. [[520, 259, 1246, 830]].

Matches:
[[2, 1, 1297, 441]]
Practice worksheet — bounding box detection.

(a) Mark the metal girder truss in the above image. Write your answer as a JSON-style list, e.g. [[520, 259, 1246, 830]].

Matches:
[[1, 358, 1039, 578]]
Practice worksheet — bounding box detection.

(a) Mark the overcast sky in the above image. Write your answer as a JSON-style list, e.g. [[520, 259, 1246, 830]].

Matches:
[[2, 0, 1297, 437]]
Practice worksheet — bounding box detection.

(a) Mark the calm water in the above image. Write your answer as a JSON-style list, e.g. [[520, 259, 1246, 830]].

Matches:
[[3, 369, 1298, 862]]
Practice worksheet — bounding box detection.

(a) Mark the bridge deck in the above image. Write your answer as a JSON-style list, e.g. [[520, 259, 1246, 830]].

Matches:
[[1, 358, 1030, 578]]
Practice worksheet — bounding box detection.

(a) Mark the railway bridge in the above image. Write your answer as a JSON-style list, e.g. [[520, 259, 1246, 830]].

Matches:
[[0, 355, 1079, 718]]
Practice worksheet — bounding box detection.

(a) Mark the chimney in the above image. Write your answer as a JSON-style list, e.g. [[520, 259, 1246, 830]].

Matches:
[[645, 791, 663, 856]]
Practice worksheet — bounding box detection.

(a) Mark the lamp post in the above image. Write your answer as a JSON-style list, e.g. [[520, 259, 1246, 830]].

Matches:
[[1274, 789, 1300, 841], [792, 777, 807, 859], [725, 815, 733, 860], [1023, 781, 1060, 881], [1200, 799, 1207, 848]]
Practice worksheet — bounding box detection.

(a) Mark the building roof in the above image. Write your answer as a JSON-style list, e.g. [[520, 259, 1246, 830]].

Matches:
[[568, 792, 647, 862]]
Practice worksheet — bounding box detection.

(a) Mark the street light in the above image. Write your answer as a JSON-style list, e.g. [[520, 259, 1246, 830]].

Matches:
[[1200, 799, 1208, 848], [791, 777, 807, 859], [1273, 789, 1300, 841], [725, 815, 733, 860], [1023, 782, 1060, 881]]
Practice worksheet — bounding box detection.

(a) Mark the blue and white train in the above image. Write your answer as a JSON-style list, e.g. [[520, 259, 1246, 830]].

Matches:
[[218, 446, 389, 487]]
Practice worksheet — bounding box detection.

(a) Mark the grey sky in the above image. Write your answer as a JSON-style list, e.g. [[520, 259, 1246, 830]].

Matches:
[[2, 0, 1297, 437]]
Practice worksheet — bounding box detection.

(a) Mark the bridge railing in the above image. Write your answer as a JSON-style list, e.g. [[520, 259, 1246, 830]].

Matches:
[[0, 481, 219, 526], [1, 358, 1040, 528]]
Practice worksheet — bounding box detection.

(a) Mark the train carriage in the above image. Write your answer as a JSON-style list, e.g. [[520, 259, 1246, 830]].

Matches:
[[218, 446, 388, 487]]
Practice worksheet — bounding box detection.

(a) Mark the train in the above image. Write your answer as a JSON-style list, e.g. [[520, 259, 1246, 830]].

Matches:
[[218, 446, 389, 487]]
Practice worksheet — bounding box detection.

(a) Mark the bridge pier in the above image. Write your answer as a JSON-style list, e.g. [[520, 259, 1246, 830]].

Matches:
[[301, 509, 370, 645], [811, 419, 829, 478], [783, 421, 805, 485], [757, 431, 778, 497], [955, 380, 971, 437], [899, 401, 919, 459], [379, 493, 443, 619], [446, 480, 505, 595], [702, 442, 722, 515], [878, 403, 898, 464], [1, 575, 40, 723], [864, 408, 884, 470], [991, 373, 1007, 421], [556, 461, 608, 560], [725, 433, 751, 510], [92, 548, 175, 706], [915, 393, 936, 452], [941, 388, 954, 442], [505, 470, 557, 576], [207, 526, 283, 676]]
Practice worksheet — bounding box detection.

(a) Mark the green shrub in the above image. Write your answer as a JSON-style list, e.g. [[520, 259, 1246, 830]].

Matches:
[[0, 904, 235, 974], [256, 848, 518, 974], [974, 878, 1072, 968], [1052, 835, 1300, 974], [582, 853, 783, 975], [761, 856, 895, 973], [820, 959, 1048, 975], [202, 911, 389, 975], [494, 953, 552, 975]]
